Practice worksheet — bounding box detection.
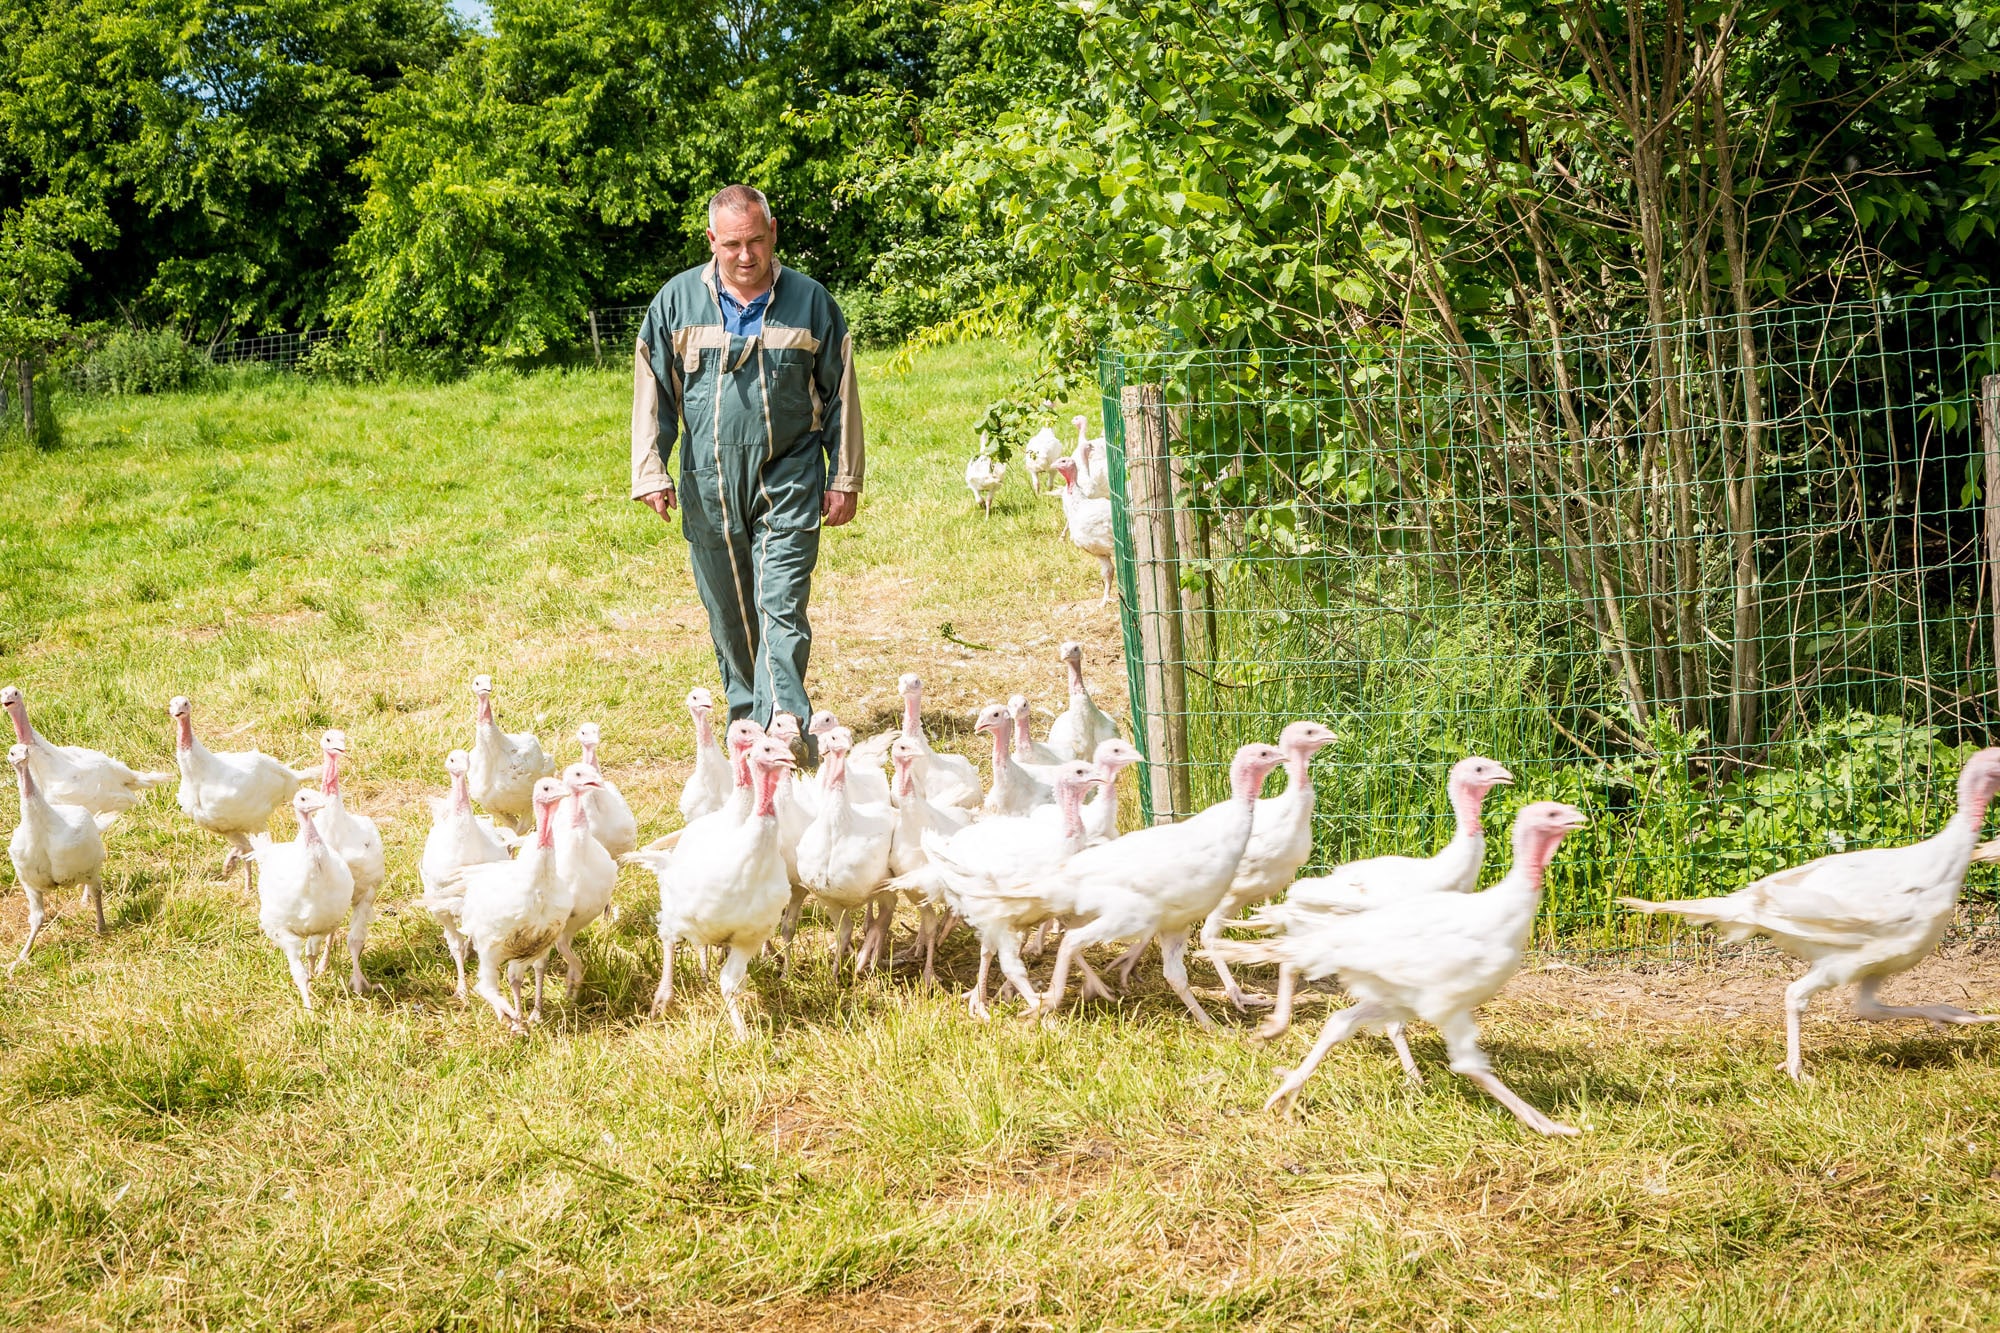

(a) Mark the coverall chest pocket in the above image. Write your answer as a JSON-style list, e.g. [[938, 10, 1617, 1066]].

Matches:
[[763, 348, 816, 435]]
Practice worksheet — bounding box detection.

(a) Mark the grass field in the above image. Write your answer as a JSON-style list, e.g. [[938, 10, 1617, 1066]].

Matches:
[[5, 343, 2000, 1330]]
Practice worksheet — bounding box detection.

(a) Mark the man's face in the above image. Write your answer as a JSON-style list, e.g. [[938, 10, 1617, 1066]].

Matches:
[[708, 206, 776, 295]]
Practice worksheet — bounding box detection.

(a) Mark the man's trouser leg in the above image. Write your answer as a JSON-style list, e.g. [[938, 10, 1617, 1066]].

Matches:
[[750, 516, 819, 738], [686, 533, 761, 723]]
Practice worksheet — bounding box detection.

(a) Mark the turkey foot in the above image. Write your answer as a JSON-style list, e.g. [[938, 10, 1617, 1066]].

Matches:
[[1461, 1070, 1578, 1137]]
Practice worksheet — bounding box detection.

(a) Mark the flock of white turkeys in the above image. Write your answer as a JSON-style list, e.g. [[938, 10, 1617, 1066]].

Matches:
[[966, 416, 1116, 602], [7, 655, 2000, 1135]]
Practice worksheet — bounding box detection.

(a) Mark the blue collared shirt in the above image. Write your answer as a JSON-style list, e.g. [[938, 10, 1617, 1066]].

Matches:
[[717, 282, 772, 337]]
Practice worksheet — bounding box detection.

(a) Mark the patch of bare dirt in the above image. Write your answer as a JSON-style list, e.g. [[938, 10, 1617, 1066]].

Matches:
[[751, 1095, 853, 1159], [807, 562, 1127, 739], [1500, 941, 2000, 1032]]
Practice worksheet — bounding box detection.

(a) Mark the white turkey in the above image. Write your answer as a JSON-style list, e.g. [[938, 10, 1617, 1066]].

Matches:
[[768, 710, 819, 817], [886, 736, 973, 984], [310, 728, 387, 996], [1024, 728, 1136, 964], [1251, 755, 1514, 1046], [1621, 746, 2000, 1081], [1008, 742, 1288, 1028], [3, 685, 170, 817], [965, 447, 1006, 518], [978, 701, 1051, 818], [427, 776, 572, 1032], [807, 710, 892, 808], [573, 723, 638, 859], [643, 718, 766, 864], [1069, 414, 1110, 500], [246, 790, 354, 1011], [797, 727, 897, 975], [1031, 736, 1145, 846], [418, 750, 510, 1001], [905, 760, 1103, 1018], [626, 738, 796, 1039], [1022, 425, 1064, 496], [762, 711, 819, 961], [169, 694, 315, 894], [1200, 720, 1339, 1012], [468, 673, 554, 833], [1046, 641, 1121, 761], [543, 763, 620, 1011], [677, 687, 732, 823], [684, 718, 765, 836], [763, 713, 816, 950], [1020, 736, 1145, 963], [1210, 801, 1588, 1136], [1053, 456, 1116, 604], [1008, 695, 1065, 769], [859, 673, 980, 810], [8, 741, 107, 967]]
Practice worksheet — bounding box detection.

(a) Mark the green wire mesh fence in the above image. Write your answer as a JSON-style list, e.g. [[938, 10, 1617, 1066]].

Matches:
[[1099, 288, 2000, 948]]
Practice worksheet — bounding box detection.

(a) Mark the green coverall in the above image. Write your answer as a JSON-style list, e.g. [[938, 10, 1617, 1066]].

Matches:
[[630, 261, 864, 727]]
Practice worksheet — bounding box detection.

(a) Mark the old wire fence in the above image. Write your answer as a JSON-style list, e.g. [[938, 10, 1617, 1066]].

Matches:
[[89, 306, 653, 381], [1099, 287, 2000, 948]]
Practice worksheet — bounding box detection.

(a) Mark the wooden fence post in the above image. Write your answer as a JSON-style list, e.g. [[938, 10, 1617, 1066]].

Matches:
[[589, 310, 604, 370], [1121, 382, 1192, 822], [1984, 375, 2000, 693]]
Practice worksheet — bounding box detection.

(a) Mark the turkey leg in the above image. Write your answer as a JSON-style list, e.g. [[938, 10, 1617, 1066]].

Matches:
[[1265, 1001, 1386, 1115], [1852, 977, 2000, 1029]]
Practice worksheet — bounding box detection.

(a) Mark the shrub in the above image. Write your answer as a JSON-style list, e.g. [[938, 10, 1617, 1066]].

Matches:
[[300, 335, 463, 384], [67, 329, 215, 396], [836, 285, 957, 350]]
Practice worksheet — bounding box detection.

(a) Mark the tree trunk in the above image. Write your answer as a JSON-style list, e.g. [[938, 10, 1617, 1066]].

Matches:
[[1710, 21, 1762, 757], [18, 357, 34, 439]]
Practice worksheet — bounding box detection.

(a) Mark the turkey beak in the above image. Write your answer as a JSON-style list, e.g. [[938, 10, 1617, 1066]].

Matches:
[[1493, 767, 1516, 786]]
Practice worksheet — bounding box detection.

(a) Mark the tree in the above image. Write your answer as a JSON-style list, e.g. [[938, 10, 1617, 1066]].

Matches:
[[0, 194, 113, 438], [335, 0, 729, 359], [0, 0, 462, 339], [336, 0, 1040, 359], [941, 0, 2000, 755]]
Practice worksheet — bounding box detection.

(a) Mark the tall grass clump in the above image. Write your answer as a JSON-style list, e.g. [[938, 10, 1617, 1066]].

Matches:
[[1171, 562, 1991, 945]]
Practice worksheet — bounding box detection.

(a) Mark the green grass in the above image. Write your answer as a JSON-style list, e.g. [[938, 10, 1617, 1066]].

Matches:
[[4, 344, 2000, 1328]]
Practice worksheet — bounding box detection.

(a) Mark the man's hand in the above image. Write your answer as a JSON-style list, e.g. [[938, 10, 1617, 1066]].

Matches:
[[822, 489, 858, 527], [636, 487, 676, 522]]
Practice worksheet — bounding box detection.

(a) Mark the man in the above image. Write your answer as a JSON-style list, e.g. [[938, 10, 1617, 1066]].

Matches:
[[631, 184, 863, 737]]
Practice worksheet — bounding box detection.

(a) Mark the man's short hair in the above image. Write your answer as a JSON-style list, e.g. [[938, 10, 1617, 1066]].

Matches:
[[708, 185, 773, 228]]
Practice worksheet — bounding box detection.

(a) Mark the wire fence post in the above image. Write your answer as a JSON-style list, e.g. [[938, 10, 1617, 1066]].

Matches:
[[1985, 374, 2000, 696], [1120, 381, 1193, 821], [589, 310, 604, 369]]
